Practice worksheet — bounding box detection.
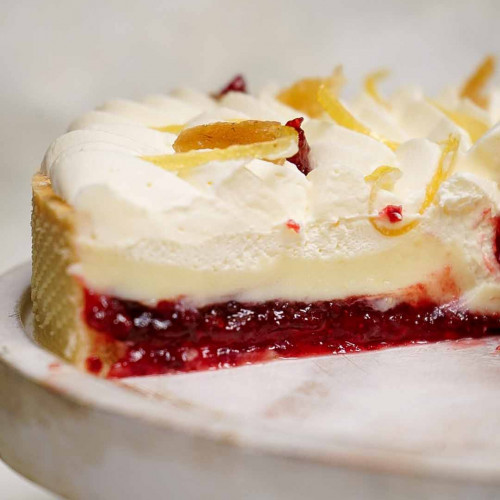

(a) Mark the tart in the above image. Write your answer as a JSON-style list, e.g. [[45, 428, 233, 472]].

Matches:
[[32, 59, 500, 377]]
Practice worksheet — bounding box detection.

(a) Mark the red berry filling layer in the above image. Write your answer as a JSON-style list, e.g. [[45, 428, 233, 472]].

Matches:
[[83, 290, 500, 378]]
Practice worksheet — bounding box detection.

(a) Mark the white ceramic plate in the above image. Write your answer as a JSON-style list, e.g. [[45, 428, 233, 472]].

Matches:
[[1, 263, 500, 499]]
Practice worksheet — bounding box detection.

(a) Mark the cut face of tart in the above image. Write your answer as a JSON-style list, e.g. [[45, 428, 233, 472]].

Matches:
[[33, 58, 500, 377]]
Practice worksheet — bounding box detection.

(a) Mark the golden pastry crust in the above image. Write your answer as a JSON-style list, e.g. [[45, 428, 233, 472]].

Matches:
[[31, 173, 119, 375]]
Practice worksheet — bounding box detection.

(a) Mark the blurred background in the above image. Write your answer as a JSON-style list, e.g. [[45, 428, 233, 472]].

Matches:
[[0, 0, 498, 497]]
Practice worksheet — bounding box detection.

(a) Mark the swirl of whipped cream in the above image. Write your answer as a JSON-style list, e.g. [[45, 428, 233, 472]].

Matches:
[[41, 69, 500, 308]]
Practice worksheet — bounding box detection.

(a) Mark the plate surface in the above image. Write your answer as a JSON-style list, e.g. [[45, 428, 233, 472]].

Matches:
[[1, 263, 500, 499]]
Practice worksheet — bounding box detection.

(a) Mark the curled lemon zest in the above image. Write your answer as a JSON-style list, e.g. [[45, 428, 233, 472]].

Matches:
[[428, 99, 489, 143], [419, 134, 460, 214], [364, 69, 390, 108], [364, 165, 402, 188], [365, 166, 417, 236], [318, 84, 399, 151], [459, 55, 496, 109], [277, 66, 345, 118], [151, 124, 185, 134], [365, 135, 460, 237], [141, 124, 298, 171]]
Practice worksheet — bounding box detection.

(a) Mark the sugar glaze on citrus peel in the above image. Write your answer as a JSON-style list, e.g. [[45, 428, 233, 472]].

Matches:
[[35, 57, 500, 377]]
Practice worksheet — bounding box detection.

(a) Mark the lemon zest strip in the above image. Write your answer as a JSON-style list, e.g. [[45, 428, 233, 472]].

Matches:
[[317, 84, 399, 151], [428, 99, 489, 143], [151, 124, 185, 134], [459, 55, 496, 109], [277, 66, 346, 118], [141, 128, 298, 171], [419, 135, 460, 214], [365, 135, 460, 236], [364, 69, 390, 108]]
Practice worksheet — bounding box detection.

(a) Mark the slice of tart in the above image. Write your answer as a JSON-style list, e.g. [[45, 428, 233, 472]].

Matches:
[[32, 58, 500, 377]]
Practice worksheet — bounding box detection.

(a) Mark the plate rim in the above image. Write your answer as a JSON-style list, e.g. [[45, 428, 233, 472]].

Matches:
[[1, 261, 500, 486]]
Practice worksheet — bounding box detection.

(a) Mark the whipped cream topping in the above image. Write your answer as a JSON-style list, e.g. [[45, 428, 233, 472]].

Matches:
[[41, 70, 500, 310]]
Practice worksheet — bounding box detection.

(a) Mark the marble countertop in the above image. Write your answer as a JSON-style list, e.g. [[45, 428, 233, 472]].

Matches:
[[0, 0, 497, 497]]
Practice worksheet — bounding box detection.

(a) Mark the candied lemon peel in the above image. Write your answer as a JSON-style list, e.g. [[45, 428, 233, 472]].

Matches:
[[317, 84, 399, 151], [364, 69, 391, 108], [460, 55, 496, 109], [173, 120, 292, 152], [141, 120, 299, 171], [365, 135, 460, 237], [277, 66, 345, 118]]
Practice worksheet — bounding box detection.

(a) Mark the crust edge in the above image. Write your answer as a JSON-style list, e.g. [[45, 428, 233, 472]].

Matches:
[[31, 172, 89, 366]]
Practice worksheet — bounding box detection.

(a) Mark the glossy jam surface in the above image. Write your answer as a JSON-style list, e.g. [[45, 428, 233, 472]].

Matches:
[[83, 290, 500, 378], [85, 355, 103, 375]]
